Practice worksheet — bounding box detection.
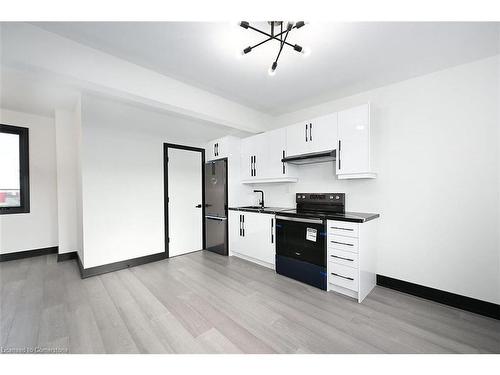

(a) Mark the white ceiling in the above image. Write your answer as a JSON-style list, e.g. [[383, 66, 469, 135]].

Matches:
[[0, 66, 81, 117], [22, 22, 500, 115]]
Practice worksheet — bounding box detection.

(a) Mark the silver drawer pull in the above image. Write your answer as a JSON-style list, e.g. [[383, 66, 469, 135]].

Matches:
[[330, 226, 354, 231], [331, 272, 354, 281], [331, 255, 354, 262], [330, 240, 353, 246]]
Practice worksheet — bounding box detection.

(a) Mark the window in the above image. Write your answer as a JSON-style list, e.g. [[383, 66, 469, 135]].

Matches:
[[0, 124, 30, 214]]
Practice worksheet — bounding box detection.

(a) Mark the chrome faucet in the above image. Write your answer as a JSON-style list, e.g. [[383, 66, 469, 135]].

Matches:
[[253, 190, 265, 208]]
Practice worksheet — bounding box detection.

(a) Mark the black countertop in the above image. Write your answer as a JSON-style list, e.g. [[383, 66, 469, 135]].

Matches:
[[228, 206, 294, 214], [229, 206, 379, 223]]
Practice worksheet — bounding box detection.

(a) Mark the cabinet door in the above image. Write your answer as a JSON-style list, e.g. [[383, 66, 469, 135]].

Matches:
[[228, 211, 244, 254], [240, 137, 254, 180], [263, 128, 287, 179], [242, 212, 275, 265], [286, 122, 310, 157], [252, 133, 266, 179], [337, 104, 370, 175], [206, 140, 216, 161], [310, 113, 338, 154], [240, 133, 266, 180]]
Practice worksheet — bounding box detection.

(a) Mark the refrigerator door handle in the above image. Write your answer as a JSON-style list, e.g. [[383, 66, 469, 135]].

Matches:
[[205, 215, 227, 221]]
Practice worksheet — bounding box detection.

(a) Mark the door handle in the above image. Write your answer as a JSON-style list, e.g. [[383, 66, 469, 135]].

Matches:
[[195, 204, 202, 208], [309, 123, 312, 141]]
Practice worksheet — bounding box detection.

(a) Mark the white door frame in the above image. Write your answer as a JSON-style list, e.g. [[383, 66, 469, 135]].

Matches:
[[164, 143, 205, 257]]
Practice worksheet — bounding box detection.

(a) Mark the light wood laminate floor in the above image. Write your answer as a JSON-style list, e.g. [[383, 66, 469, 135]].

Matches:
[[1, 251, 499, 354]]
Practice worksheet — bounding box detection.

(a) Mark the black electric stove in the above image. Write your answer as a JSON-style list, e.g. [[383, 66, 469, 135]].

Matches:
[[275, 193, 345, 290]]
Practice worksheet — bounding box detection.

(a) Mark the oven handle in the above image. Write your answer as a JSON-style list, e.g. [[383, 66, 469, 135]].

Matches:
[[276, 215, 324, 224]]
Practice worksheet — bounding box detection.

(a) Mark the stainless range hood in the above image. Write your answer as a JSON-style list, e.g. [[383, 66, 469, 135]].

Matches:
[[281, 150, 336, 165]]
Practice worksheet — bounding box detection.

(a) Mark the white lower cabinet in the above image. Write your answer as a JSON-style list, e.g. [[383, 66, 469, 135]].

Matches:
[[326, 219, 377, 302], [229, 210, 275, 268]]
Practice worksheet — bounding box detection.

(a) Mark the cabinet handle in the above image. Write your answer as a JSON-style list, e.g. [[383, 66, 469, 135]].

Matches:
[[331, 255, 354, 262], [305, 124, 308, 142], [338, 140, 341, 170], [216, 143, 219, 156], [271, 218, 274, 244], [254, 155, 256, 176], [330, 226, 353, 231], [330, 240, 354, 246], [331, 272, 354, 281], [282, 150, 285, 174], [309, 123, 312, 141], [239, 214, 242, 236], [250, 156, 253, 176], [242, 214, 245, 237]]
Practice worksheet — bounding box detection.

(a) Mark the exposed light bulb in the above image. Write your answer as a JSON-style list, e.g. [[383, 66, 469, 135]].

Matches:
[[268, 61, 277, 76], [301, 47, 311, 58]]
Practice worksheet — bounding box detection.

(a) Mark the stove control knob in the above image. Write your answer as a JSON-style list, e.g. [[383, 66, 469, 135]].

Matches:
[[335, 195, 340, 199]]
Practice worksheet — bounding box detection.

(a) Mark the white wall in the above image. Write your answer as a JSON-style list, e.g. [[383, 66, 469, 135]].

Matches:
[[0, 108, 58, 253], [54, 100, 82, 256], [252, 56, 500, 304], [80, 95, 238, 268]]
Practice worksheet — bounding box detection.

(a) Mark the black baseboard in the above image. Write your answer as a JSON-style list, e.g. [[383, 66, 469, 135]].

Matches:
[[57, 251, 78, 262], [0, 246, 58, 262], [78, 252, 168, 278], [376, 275, 500, 320]]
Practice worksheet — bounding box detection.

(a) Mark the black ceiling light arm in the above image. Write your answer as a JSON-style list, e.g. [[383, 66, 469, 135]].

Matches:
[[273, 23, 292, 70]]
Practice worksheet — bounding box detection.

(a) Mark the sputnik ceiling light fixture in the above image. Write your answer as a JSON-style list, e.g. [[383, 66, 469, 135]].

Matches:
[[238, 21, 309, 76]]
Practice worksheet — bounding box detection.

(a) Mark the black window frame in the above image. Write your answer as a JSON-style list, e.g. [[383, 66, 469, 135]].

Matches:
[[0, 124, 30, 215]]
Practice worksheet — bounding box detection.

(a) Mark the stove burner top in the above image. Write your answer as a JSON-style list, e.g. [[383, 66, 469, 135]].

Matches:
[[294, 192, 345, 215]]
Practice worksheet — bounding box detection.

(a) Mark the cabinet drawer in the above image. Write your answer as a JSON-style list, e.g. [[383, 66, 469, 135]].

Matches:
[[327, 220, 359, 237], [327, 248, 358, 268], [327, 234, 358, 253], [328, 262, 359, 291]]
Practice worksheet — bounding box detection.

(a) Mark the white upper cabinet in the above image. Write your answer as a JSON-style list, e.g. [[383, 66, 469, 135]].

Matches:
[[336, 103, 376, 179], [241, 129, 297, 183], [286, 122, 310, 157], [206, 137, 225, 161], [265, 128, 297, 180], [206, 136, 241, 162], [241, 133, 266, 180], [285, 113, 338, 157], [309, 113, 338, 154]]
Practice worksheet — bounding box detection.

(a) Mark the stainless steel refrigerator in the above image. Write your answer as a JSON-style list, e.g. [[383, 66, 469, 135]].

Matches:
[[204, 158, 228, 255]]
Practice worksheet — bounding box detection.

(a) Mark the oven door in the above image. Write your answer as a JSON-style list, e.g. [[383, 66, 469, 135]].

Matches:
[[275, 216, 326, 267]]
